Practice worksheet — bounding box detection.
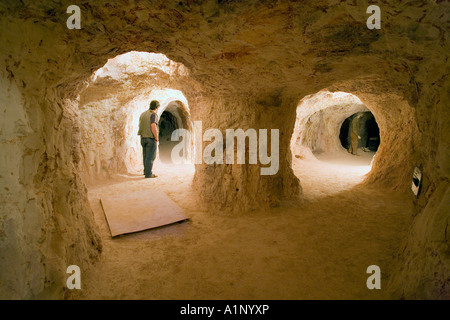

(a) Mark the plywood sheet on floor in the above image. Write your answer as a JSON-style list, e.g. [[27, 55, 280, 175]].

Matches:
[[100, 189, 188, 237]]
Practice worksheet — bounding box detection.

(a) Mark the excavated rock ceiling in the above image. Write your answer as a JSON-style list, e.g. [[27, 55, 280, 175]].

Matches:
[[79, 52, 192, 106], [2, 0, 448, 103]]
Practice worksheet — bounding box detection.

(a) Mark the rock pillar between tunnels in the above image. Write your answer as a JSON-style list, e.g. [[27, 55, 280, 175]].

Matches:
[[191, 93, 302, 213]]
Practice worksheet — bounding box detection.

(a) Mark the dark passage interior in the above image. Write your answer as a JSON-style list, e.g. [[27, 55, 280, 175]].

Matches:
[[339, 111, 380, 153], [158, 110, 179, 163], [157, 100, 192, 164]]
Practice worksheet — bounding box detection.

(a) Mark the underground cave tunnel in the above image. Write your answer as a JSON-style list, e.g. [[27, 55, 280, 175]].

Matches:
[[0, 1, 448, 301], [77, 51, 194, 181], [290, 90, 382, 192]]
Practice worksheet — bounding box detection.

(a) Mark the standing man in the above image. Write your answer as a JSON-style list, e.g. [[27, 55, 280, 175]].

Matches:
[[138, 100, 160, 178], [348, 113, 362, 155]]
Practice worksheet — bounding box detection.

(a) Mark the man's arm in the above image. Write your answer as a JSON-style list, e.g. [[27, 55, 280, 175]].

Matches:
[[151, 123, 158, 142], [137, 114, 142, 135]]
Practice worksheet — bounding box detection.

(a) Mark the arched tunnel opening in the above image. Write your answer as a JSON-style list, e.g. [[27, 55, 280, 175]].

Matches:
[[290, 91, 385, 197], [78, 51, 195, 183], [1, 1, 449, 302]]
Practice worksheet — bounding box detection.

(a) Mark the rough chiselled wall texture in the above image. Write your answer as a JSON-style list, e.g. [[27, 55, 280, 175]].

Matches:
[[0, 71, 101, 299]]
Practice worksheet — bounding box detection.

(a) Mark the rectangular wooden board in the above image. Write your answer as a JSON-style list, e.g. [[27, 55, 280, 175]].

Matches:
[[100, 189, 188, 237]]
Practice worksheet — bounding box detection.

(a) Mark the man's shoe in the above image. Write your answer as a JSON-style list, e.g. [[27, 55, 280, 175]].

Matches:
[[145, 174, 158, 178]]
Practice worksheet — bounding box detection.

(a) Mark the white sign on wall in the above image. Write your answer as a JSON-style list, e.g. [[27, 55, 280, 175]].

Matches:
[[412, 167, 423, 197]]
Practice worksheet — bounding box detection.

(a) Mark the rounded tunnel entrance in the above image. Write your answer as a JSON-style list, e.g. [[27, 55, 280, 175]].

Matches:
[[290, 88, 419, 199], [77, 51, 195, 182], [290, 90, 381, 197]]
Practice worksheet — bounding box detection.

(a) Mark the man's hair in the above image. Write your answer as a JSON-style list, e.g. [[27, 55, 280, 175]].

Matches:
[[149, 100, 160, 110]]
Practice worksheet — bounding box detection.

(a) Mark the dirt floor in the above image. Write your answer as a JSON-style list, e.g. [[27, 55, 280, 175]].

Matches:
[[74, 149, 413, 300]]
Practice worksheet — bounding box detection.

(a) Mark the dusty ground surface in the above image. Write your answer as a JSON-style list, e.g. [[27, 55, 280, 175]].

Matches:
[[74, 150, 413, 300]]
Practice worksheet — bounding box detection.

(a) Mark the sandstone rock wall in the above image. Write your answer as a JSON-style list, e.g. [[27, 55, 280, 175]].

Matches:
[[191, 93, 302, 212], [0, 70, 101, 299], [386, 78, 450, 299]]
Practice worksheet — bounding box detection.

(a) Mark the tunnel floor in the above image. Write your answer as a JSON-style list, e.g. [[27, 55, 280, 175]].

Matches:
[[74, 156, 413, 299], [295, 150, 376, 200]]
